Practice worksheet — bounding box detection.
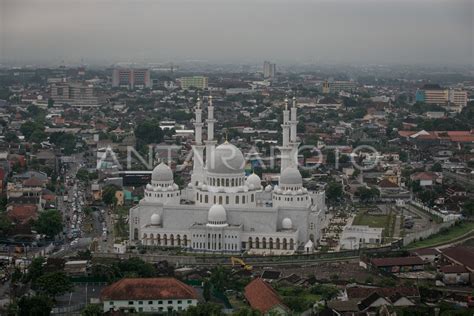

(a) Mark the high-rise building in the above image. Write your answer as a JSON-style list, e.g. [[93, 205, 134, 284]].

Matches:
[[179, 76, 208, 90], [112, 68, 151, 89], [416, 84, 467, 112], [263, 61, 276, 78], [50, 82, 101, 107], [328, 80, 357, 93]]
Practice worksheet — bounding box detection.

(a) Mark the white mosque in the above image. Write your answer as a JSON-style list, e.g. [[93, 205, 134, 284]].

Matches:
[[129, 96, 328, 255]]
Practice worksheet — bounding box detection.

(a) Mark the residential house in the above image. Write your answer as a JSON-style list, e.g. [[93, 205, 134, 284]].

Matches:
[[244, 278, 290, 315], [369, 256, 425, 273], [100, 278, 199, 313]]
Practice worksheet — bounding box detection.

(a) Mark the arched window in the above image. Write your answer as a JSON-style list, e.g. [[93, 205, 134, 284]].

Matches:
[[170, 234, 174, 246], [205, 195, 209, 203], [255, 237, 260, 249], [262, 237, 267, 249], [251, 194, 254, 202], [214, 196, 216, 203], [282, 238, 287, 250], [183, 235, 187, 247], [149, 233, 154, 245], [200, 194, 202, 203], [217, 178, 220, 186], [231, 179, 235, 186], [163, 234, 167, 246], [226, 196, 229, 204], [248, 237, 253, 249], [289, 239, 294, 250], [177, 234, 181, 246], [157, 234, 161, 245], [269, 238, 273, 250], [242, 196, 246, 204], [219, 196, 223, 204], [235, 196, 239, 204], [226, 179, 229, 186], [276, 238, 280, 249]]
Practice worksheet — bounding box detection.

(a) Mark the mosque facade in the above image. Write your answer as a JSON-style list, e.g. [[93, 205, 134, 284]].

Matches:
[[129, 97, 328, 255]]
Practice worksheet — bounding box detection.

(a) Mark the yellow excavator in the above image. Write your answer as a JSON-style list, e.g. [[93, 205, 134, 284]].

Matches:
[[230, 257, 253, 271]]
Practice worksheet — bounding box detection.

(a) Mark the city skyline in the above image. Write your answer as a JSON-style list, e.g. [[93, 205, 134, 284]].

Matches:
[[1, 0, 472, 66]]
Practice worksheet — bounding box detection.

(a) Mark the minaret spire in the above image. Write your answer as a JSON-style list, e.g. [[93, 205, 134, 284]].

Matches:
[[191, 96, 206, 187], [205, 94, 217, 170]]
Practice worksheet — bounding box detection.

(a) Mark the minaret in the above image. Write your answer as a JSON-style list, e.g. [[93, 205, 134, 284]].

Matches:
[[289, 96, 300, 167], [278, 98, 293, 173], [205, 95, 217, 170], [191, 97, 205, 186]]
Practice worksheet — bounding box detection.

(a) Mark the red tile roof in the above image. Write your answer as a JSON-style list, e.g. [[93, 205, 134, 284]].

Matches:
[[441, 247, 474, 271], [370, 256, 425, 267], [23, 177, 45, 187], [244, 278, 288, 314], [100, 278, 198, 301], [378, 179, 399, 188], [411, 172, 438, 181], [346, 286, 420, 299], [7, 204, 38, 224], [440, 265, 468, 274]]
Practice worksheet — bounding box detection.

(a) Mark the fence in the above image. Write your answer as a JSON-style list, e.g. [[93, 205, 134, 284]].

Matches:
[[51, 303, 86, 315], [402, 220, 456, 246]]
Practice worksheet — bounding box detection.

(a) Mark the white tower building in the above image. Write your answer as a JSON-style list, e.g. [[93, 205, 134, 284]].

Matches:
[[191, 97, 205, 187], [278, 98, 293, 173], [205, 95, 217, 170]]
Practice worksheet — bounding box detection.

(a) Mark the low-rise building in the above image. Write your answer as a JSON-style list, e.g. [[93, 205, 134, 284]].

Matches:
[[100, 278, 199, 313], [340, 225, 383, 250], [244, 278, 289, 315]]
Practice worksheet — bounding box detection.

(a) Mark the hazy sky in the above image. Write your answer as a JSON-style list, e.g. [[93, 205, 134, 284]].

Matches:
[[1, 0, 472, 65]]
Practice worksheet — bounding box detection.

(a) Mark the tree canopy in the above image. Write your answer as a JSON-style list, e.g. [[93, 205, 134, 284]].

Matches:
[[33, 209, 63, 238]]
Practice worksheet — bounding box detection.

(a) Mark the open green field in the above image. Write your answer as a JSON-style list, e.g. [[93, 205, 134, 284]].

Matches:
[[353, 214, 389, 228], [353, 210, 396, 238], [407, 221, 474, 249]]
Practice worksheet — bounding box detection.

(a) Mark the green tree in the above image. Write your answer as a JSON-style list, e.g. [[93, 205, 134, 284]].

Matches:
[[326, 182, 343, 202], [25, 257, 45, 284], [76, 168, 90, 182], [102, 184, 119, 206], [0, 213, 12, 235], [203, 280, 211, 302], [35, 271, 73, 297], [18, 295, 53, 316], [134, 119, 164, 145], [184, 302, 222, 316], [33, 209, 63, 238], [232, 307, 261, 316], [431, 162, 442, 172], [81, 304, 102, 316]]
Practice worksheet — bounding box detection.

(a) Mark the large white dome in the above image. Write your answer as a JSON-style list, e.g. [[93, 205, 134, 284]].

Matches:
[[246, 173, 262, 189], [152, 162, 173, 182], [279, 167, 302, 185], [208, 143, 245, 174], [282, 217, 293, 230], [150, 213, 161, 225], [207, 204, 227, 225]]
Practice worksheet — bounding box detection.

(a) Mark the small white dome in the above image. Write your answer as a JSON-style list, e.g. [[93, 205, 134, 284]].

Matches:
[[146, 184, 153, 190], [282, 217, 293, 230], [167, 185, 173, 191], [246, 173, 262, 189], [265, 185, 272, 192], [187, 183, 192, 188], [152, 162, 173, 182], [201, 184, 208, 191], [150, 213, 160, 225], [297, 189, 303, 194], [207, 204, 227, 225], [279, 167, 303, 185]]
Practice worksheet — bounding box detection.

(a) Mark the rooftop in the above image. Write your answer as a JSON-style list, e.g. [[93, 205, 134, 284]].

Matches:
[[100, 277, 198, 301]]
